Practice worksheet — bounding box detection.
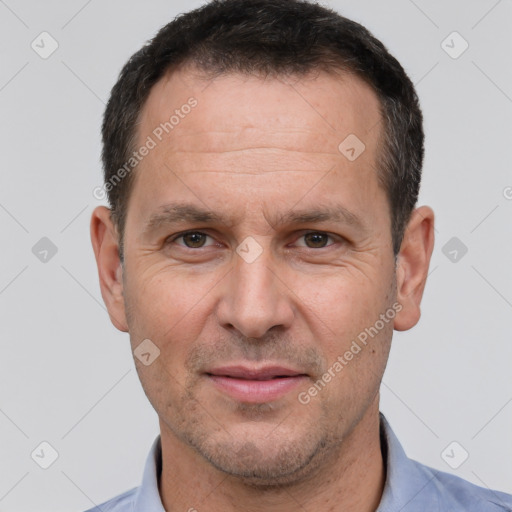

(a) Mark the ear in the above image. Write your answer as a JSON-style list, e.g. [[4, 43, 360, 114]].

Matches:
[[90, 206, 128, 332], [394, 206, 435, 331]]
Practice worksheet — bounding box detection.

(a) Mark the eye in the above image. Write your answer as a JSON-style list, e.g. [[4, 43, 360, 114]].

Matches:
[[294, 232, 335, 249], [172, 231, 216, 248]]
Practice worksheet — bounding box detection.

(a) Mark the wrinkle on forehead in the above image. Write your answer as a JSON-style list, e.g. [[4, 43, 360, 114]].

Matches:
[[138, 67, 382, 156]]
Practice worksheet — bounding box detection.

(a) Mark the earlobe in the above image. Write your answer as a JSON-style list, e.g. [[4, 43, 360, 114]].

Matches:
[[90, 206, 129, 332], [393, 206, 435, 332]]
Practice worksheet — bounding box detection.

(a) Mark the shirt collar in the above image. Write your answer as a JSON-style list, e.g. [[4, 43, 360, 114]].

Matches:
[[133, 435, 166, 511], [376, 412, 440, 512]]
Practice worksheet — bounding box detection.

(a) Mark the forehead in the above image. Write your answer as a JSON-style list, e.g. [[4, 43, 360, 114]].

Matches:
[[128, 66, 385, 229], [139, 66, 382, 155]]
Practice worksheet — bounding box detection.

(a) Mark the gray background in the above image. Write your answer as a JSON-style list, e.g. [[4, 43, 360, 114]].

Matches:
[[1, 0, 511, 510]]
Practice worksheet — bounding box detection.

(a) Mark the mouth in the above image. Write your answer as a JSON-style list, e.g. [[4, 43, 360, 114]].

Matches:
[[205, 365, 309, 403]]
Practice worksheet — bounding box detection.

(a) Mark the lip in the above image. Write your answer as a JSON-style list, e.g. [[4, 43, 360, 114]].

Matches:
[[205, 365, 308, 403]]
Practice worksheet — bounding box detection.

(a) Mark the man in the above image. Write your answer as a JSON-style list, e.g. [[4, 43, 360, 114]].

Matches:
[[89, 0, 512, 510]]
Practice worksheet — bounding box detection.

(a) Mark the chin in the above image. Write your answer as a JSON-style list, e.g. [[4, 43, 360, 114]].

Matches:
[[188, 425, 331, 487]]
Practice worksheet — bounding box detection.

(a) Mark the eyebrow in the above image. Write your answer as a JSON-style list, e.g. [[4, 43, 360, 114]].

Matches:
[[143, 202, 366, 234], [143, 203, 226, 233], [275, 207, 365, 230]]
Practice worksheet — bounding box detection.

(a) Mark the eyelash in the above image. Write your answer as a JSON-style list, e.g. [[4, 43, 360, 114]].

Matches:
[[167, 230, 340, 250]]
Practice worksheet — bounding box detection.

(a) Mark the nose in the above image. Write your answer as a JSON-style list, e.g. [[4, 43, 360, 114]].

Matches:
[[216, 250, 295, 339]]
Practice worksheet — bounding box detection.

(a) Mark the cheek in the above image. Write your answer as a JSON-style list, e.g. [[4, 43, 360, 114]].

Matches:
[[124, 269, 218, 411], [124, 265, 217, 360], [293, 269, 393, 344]]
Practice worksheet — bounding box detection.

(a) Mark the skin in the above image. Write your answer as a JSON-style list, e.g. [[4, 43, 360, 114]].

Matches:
[[91, 65, 434, 512]]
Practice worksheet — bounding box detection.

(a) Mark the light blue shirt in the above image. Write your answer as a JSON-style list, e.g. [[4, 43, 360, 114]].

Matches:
[[85, 413, 512, 511]]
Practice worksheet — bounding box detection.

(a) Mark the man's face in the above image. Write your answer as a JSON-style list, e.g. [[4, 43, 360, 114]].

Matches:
[[119, 67, 397, 483]]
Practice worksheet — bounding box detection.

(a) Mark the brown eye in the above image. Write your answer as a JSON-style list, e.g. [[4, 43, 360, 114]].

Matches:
[[303, 232, 330, 248], [181, 232, 208, 248]]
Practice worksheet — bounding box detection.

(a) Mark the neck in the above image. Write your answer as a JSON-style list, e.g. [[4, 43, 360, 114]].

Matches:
[[159, 403, 385, 512]]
